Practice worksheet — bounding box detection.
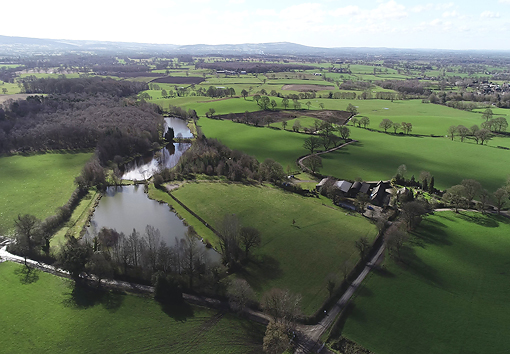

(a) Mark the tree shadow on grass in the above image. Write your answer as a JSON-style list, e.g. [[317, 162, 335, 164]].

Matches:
[[456, 212, 499, 228], [372, 266, 395, 278], [159, 299, 194, 322], [62, 282, 124, 312], [237, 255, 283, 292], [412, 222, 451, 247], [356, 285, 373, 298], [398, 246, 443, 289], [329, 302, 359, 338], [14, 266, 40, 284]]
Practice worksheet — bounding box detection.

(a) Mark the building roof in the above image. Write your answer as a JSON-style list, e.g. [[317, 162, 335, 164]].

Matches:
[[334, 180, 352, 193], [316, 177, 329, 187], [360, 182, 370, 194], [351, 181, 362, 190]]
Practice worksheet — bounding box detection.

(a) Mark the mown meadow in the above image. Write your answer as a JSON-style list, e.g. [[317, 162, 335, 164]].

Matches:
[[168, 182, 377, 315], [196, 116, 510, 192], [0, 262, 264, 354], [339, 211, 510, 354], [320, 127, 510, 192], [0, 152, 92, 235]]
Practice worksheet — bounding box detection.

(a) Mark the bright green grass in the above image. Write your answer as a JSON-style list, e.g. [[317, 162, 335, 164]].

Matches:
[[341, 211, 510, 354], [320, 127, 510, 192], [0, 153, 92, 235], [0, 64, 22, 69], [343, 99, 486, 136], [197, 116, 510, 192], [171, 183, 376, 315], [51, 190, 100, 250], [198, 117, 309, 170], [0, 262, 264, 354], [0, 82, 21, 94]]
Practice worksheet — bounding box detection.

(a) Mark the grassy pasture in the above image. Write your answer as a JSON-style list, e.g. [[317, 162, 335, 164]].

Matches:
[[320, 127, 510, 192], [0, 152, 92, 235], [0, 81, 22, 94], [341, 211, 510, 354], [198, 117, 510, 192], [171, 182, 376, 315], [198, 117, 309, 170], [342, 99, 487, 136], [0, 262, 264, 354]]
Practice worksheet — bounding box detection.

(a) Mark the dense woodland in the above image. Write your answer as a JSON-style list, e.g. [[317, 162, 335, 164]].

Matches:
[[0, 78, 162, 164]]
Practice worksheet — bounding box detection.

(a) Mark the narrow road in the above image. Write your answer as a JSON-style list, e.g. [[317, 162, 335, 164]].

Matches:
[[294, 241, 385, 353]]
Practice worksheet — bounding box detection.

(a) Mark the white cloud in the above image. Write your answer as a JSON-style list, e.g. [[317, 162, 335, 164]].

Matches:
[[442, 10, 461, 18], [333, 1, 407, 23], [480, 11, 500, 18], [229, 0, 244, 3], [411, 4, 433, 13], [436, 2, 454, 10], [499, 0, 510, 3], [279, 3, 326, 25], [367, 1, 407, 21], [332, 5, 360, 17]]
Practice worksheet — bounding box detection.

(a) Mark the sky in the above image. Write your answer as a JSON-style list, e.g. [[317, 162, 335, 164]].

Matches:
[[2, 0, 510, 50]]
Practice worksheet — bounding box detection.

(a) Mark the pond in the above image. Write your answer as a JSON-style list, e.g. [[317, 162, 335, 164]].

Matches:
[[85, 185, 220, 262], [121, 117, 192, 181], [86, 117, 220, 263]]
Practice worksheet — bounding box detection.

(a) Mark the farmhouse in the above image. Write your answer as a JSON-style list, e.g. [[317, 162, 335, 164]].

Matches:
[[349, 181, 370, 197], [370, 181, 391, 206], [335, 180, 352, 194]]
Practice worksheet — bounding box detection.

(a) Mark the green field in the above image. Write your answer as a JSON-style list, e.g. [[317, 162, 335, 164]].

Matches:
[[0, 262, 264, 353], [198, 117, 310, 171], [340, 211, 510, 354], [170, 182, 376, 315], [320, 127, 510, 192], [197, 116, 510, 192], [0, 152, 92, 235]]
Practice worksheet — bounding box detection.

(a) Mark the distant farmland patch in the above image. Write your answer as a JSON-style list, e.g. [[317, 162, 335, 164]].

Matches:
[[196, 62, 315, 73], [282, 84, 335, 91], [150, 76, 205, 84], [218, 109, 351, 124], [114, 72, 163, 78], [0, 94, 33, 104]]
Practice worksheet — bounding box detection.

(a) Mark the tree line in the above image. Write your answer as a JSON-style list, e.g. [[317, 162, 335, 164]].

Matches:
[[155, 136, 286, 183]]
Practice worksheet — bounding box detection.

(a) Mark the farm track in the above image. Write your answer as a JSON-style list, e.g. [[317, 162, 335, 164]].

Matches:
[[298, 140, 358, 173]]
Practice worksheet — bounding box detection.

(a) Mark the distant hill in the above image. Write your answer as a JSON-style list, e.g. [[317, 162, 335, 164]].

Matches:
[[1, 35, 507, 57]]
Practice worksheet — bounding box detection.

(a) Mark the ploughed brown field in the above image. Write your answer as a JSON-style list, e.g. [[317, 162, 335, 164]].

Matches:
[[282, 84, 336, 91]]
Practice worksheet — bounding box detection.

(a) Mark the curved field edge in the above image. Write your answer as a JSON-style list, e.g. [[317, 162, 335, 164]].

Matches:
[[0, 261, 264, 354], [339, 211, 510, 354], [170, 182, 377, 315], [0, 152, 93, 235]]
